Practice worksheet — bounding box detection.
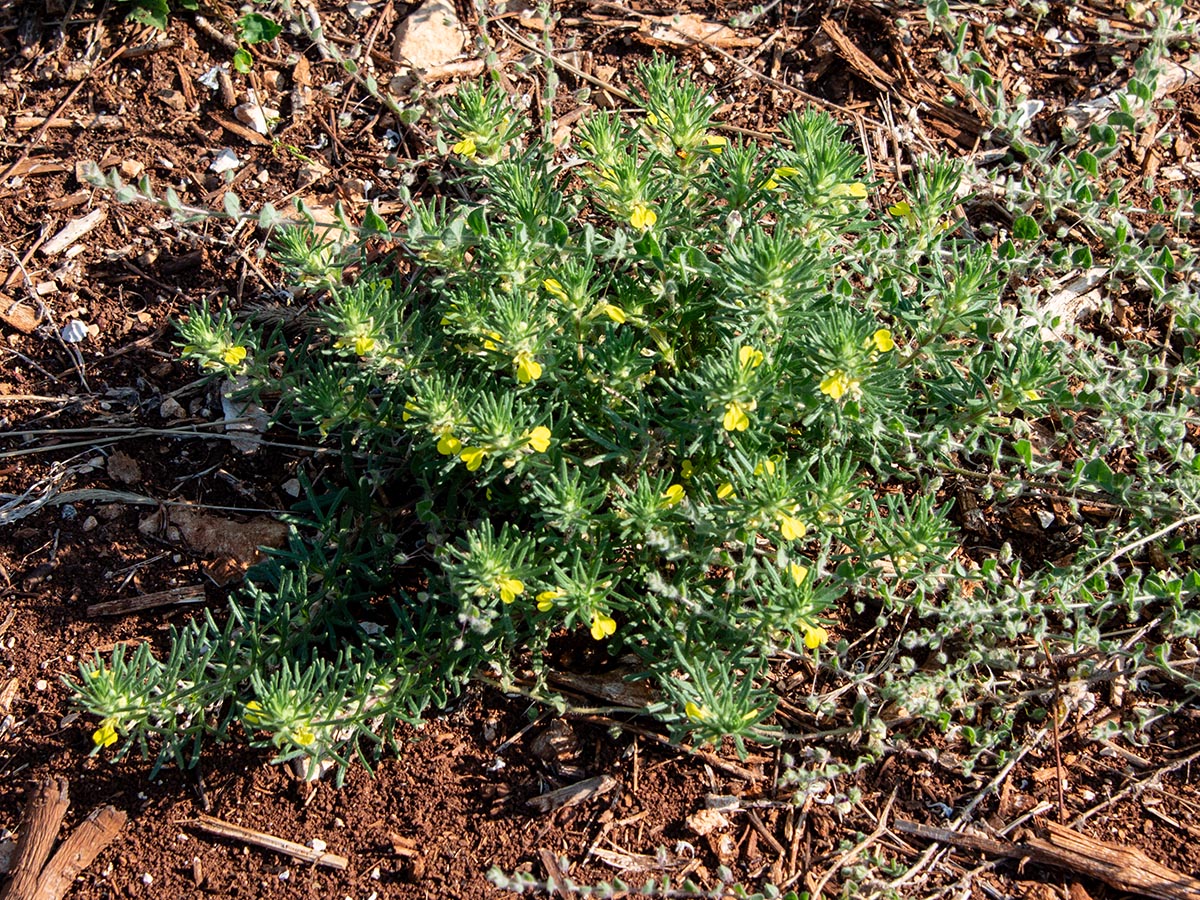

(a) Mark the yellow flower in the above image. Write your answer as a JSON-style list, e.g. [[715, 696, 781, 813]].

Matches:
[[92, 719, 119, 748], [780, 514, 807, 542], [483, 330, 503, 351], [803, 623, 829, 649], [221, 344, 247, 366], [402, 400, 418, 422], [739, 346, 764, 369], [888, 200, 918, 227], [497, 577, 525, 604], [526, 426, 552, 452], [716, 481, 736, 500], [452, 136, 477, 158], [602, 304, 627, 324], [437, 433, 463, 456], [764, 165, 800, 190], [590, 612, 617, 640], [685, 701, 708, 721], [722, 399, 754, 432], [292, 727, 316, 746], [753, 458, 776, 477], [819, 369, 860, 401], [353, 334, 376, 356], [535, 589, 562, 612], [829, 181, 868, 199], [870, 329, 895, 353], [1022, 388, 1042, 402], [243, 701, 265, 727], [704, 134, 727, 154], [646, 112, 660, 127], [788, 562, 809, 585], [515, 351, 543, 384], [661, 483, 685, 507], [680, 459, 694, 479], [460, 446, 486, 471], [629, 203, 657, 230], [543, 278, 569, 302]]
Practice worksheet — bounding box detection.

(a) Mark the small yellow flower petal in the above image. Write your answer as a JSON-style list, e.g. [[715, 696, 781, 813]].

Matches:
[[819, 369, 856, 401], [452, 136, 477, 158], [590, 612, 617, 640], [830, 181, 868, 199], [716, 481, 736, 500], [498, 577, 525, 604], [515, 352, 543, 384], [460, 446, 486, 470], [536, 589, 562, 612], [292, 728, 315, 746], [788, 562, 809, 585], [680, 459, 694, 479], [525, 426, 551, 453], [221, 345, 247, 366], [871, 329, 895, 353], [437, 433, 463, 456], [543, 278, 569, 302], [780, 514, 807, 542], [1022, 388, 1042, 402], [661, 483, 685, 507], [753, 458, 776, 477], [354, 334, 376, 356], [602, 303, 627, 324], [804, 624, 829, 649], [722, 400, 751, 432], [705, 134, 727, 153], [629, 203, 657, 230], [402, 400, 418, 422], [92, 720, 119, 748], [739, 346, 764, 369], [685, 701, 708, 721]]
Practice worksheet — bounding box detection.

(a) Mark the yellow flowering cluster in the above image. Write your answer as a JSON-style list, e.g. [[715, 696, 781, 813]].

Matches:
[[722, 346, 765, 432], [818, 329, 894, 403]]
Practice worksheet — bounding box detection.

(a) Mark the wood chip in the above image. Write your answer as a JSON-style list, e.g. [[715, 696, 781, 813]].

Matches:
[[208, 114, 271, 146], [0, 300, 42, 334], [189, 814, 348, 869], [40, 208, 106, 257]]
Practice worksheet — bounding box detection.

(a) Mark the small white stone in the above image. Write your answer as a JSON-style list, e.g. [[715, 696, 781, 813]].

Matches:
[[34, 680, 48, 691], [81, 516, 98, 532], [702, 58, 716, 76], [278, 869, 290, 881], [60, 319, 89, 343], [282, 478, 302, 497], [209, 148, 240, 174], [308, 838, 327, 852], [140, 873, 153, 885]]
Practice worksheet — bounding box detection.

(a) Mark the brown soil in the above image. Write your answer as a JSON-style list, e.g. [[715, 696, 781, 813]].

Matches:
[[3, 1, 1200, 898]]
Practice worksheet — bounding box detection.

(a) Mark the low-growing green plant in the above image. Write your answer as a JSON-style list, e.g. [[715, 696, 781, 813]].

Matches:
[[70, 50, 1200, 793]]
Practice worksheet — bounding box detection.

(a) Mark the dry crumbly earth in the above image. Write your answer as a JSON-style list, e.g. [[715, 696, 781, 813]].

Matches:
[[1, 0, 1200, 898]]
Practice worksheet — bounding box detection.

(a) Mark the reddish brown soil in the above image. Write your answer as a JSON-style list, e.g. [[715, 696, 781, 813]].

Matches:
[[3, 1, 1200, 898]]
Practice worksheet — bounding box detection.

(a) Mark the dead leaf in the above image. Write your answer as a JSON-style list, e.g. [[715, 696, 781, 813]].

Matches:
[[638, 13, 759, 49], [139, 507, 288, 569]]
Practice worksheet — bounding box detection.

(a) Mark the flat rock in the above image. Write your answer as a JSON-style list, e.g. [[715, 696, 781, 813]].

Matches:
[[392, 0, 465, 70]]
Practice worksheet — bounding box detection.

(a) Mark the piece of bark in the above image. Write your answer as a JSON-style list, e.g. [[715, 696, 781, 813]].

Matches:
[[896, 819, 1200, 900], [527, 775, 618, 813], [40, 208, 106, 257], [0, 778, 70, 900], [32, 806, 127, 900], [0, 300, 42, 334], [189, 814, 348, 869], [87, 584, 206, 617], [821, 17, 895, 90]]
